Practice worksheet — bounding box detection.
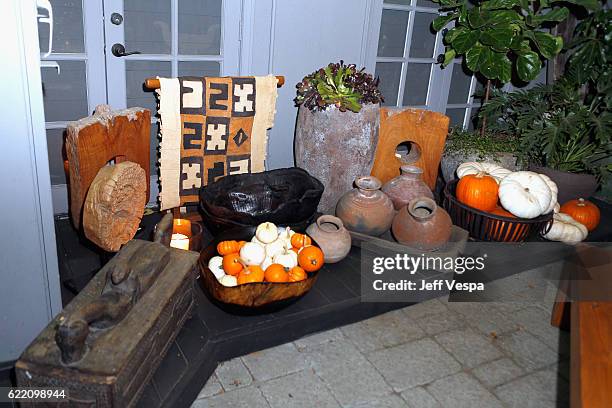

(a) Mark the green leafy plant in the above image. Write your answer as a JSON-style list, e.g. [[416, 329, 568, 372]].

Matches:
[[444, 127, 519, 159], [431, 0, 597, 83], [295, 61, 383, 113], [479, 79, 611, 181]]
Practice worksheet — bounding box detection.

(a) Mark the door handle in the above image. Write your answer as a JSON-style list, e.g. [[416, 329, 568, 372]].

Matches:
[[111, 43, 141, 57]]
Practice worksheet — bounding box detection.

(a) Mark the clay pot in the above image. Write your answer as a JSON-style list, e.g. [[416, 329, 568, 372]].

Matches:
[[382, 165, 433, 210], [335, 176, 395, 236], [306, 215, 352, 263], [392, 197, 452, 251], [295, 103, 380, 214]]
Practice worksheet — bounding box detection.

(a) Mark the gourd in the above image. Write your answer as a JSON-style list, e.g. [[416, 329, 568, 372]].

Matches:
[[256, 222, 278, 244], [217, 240, 240, 255], [260, 256, 273, 271], [222, 253, 243, 276], [219, 274, 238, 287], [277, 226, 295, 244], [265, 239, 287, 258], [273, 248, 298, 269], [498, 171, 552, 219], [237, 265, 265, 285], [264, 264, 290, 283], [456, 173, 499, 211], [538, 173, 558, 214], [240, 242, 266, 266], [207, 256, 226, 280], [560, 198, 600, 231], [297, 245, 324, 272], [456, 162, 512, 184], [542, 213, 588, 244], [290, 233, 312, 249], [287, 266, 307, 282]]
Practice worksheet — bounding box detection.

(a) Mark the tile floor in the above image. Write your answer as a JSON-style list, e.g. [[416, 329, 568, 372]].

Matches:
[[191, 269, 569, 408]]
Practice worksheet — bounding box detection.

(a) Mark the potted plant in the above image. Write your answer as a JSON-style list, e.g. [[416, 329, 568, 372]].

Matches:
[[294, 61, 384, 214]]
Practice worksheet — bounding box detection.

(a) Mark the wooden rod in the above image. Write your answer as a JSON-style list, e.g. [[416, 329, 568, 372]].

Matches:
[[144, 75, 285, 90]]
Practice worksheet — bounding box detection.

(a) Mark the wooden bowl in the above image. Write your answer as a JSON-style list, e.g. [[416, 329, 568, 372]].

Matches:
[[198, 227, 320, 308]]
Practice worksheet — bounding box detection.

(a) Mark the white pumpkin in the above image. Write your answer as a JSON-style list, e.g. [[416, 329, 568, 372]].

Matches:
[[240, 242, 266, 265], [219, 274, 238, 287], [542, 213, 588, 244], [260, 256, 273, 271], [277, 226, 295, 246], [273, 249, 298, 269], [538, 173, 558, 214], [207, 256, 226, 280], [456, 162, 512, 184], [553, 202, 560, 213], [265, 239, 286, 258], [256, 222, 278, 244], [499, 171, 552, 219]]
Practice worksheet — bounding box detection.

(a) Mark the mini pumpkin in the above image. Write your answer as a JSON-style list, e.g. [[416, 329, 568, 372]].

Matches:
[[217, 240, 240, 255], [240, 242, 266, 266], [222, 253, 243, 276], [287, 266, 307, 282], [560, 198, 600, 231], [290, 233, 312, 249], [298, 246, 324, 272], [498, 171, 552, 219], [219, 274, 238, 287], [207, 256, 226, 280], [456, 162, 512, 184], [456, 173, 499, 212], [256, 222, 279, 244], [542, 213, 588, 244], [237, 265, 265, 285], [264, 263, 290, 282], [273, 248, 298, 269]]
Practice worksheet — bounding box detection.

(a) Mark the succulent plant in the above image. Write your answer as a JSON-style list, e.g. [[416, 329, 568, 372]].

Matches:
[[295, 61, 383, 113]]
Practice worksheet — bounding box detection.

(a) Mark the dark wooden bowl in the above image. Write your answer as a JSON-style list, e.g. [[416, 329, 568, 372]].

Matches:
[[198, 226, 320, 308]]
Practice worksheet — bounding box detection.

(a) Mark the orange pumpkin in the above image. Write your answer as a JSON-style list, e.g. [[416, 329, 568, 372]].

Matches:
[[297, 246, 324, 272], [456, 173, 499, 212], [287, 266, 307, 282], [560, 198, 600, 231], [237, 265, 265, 285], [486, 206, 524, 242], [264, 263, 290, 282], [238, 240, 247, 249], [217, 240, 240, 255], [222, 253, 243, 276], [290, 233, 312, 249]]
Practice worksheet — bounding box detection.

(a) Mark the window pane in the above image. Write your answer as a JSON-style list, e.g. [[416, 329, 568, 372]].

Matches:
[[448, 64, 473, 104], [378, 10, 409, 57], [126, 60, 171, 115], [376, 62, 402, 106], [178, 61, 221, 77], [178, 0, 222, 55], [409, 12, 437, 58], [42, 61, 88, 122], [446, 108, 466, 127], [402, 63, 431, 106], [417, 0, 439, 8], [383, 0, 411, 4], [38, 0, 84, 54], [46, 128, 67, 185], [124, 0, 171, 54]]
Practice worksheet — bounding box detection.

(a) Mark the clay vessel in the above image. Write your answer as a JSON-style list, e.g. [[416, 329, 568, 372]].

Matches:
[[306, 215, 352, 263], [392, 197, 452, 251], [295, 103, 380, 214], [335, 176, 395, 236], [382, 165, 433, 210]]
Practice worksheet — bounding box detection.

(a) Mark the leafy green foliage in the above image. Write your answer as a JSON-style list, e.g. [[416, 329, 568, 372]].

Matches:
[[431, 0, 576, 83], [478, 80, 611, 182], [444, 127, 519, 159], [294, 61, 383, 113]]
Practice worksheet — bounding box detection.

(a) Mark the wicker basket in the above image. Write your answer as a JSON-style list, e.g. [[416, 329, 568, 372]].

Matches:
[[443, 180, 553, 242]]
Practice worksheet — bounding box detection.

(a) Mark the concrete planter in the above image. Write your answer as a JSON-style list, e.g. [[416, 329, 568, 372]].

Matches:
[[295, 103, 380, 214], [531, 166, 598, 203], [440, 149, 521, 183]]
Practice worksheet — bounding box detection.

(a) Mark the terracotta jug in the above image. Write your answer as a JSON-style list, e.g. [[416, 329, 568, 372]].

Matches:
[[306, 215, 351, 263], [392, 197, 452, 251], [382, 165, 433, 210], [335, 176, 395, 236]]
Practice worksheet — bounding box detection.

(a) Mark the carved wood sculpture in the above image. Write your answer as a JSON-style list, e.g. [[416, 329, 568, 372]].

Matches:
[[371, 107, 450, 189], [66, 104, 150, 229], [83, 161, 147, 252]]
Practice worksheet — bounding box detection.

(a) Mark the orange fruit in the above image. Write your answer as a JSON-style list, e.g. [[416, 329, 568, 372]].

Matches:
[[264, 263, 290, 282], [222, 253, 243, 276], [237, 265, 265, 285], [290, 233, 312, 249], [297, 246, 324, 272], [287, 266, 307, 282]]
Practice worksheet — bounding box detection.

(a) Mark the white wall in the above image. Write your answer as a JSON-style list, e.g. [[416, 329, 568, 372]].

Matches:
[[0, 0, 61, 362]]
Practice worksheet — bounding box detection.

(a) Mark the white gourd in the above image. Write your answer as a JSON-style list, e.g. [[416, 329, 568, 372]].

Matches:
[[261, 256, 273, 271], [240, 242, 266, 265], [538, 173, 558, 214], [456, 162, 512, 184], [265, 239, 286, 258], [273, 249, 298, 269], [219, 274, 238, 287], [207, 256, 226, 280], [256, 222, 278, 244], [542, 213, 588, 244], [499, 171, 552, 219]]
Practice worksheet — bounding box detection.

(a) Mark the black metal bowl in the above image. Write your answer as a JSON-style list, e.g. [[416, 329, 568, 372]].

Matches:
[[199, 168, 323, 233], [443, 179, 553, 242]]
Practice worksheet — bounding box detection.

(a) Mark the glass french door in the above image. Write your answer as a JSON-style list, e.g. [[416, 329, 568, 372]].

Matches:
[[103, 0, 241, 171]]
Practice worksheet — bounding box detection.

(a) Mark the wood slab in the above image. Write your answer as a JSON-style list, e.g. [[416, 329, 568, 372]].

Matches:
[[371, 107, 449, 188], [83, 161, 147, 252], [66, 105, 150, 228]]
